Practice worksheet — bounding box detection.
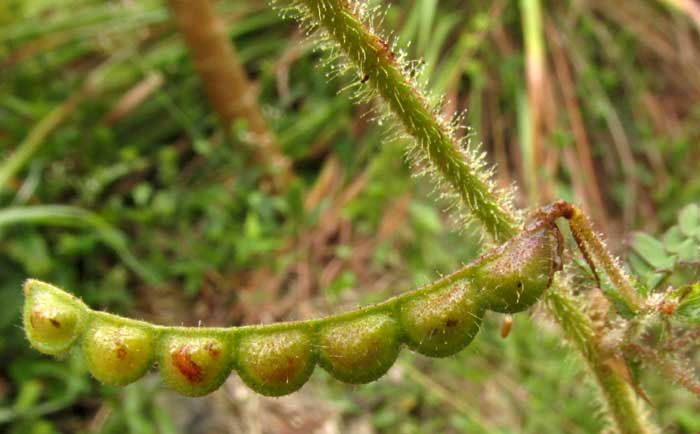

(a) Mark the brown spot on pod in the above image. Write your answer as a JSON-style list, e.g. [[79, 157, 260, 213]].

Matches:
[[317, 313, 400, 384], [83, 321, 154, 386], [159, 334, 232, 397], [399, 284, 484, 357], [471, 225, 561, 313], [173, 349, 203, 383], [23, 280, 86, 355], [236, 329, 314, 396]]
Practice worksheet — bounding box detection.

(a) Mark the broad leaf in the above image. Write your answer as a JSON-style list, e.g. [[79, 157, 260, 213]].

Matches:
[[630, 232, 675, 270]]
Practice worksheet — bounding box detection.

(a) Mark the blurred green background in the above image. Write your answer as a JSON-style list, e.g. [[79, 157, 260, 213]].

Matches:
[[1, 0, 699, 433]]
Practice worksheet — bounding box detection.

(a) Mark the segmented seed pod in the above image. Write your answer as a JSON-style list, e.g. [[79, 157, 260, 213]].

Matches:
[[317, 313, 400, 384], [23, 280, 87, 355], [473, 225, 561, 313], [399, 284, 484, 357], [236, 328, 315, 396], [159, 333, 233, 397], [20, 202, 572, 397], [82, 319, 155, 386]]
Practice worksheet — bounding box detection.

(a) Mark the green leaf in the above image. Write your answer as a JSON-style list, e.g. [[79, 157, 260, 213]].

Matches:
[[678, 204, 700, 240], [662, 226, 687, 253], [674, 283, 700, 325], [627, 253, 666, 291], [630, 232, 676, 270], [676, 238, 700, 263]]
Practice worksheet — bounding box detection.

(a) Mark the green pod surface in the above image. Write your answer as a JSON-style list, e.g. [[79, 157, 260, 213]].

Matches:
[[317, 314, 400, 384], [83, 320, 155, 386], [23, 280, 87, 355], [472, 225, 561, 313], [21, 205, 569, 397], [159, 333, 233, 397], [399, 284, 484, 357], [237, 328, 315, 396]]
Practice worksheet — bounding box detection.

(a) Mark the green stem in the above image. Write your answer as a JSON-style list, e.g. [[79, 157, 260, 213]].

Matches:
[[519, 0, 545, 203], [625, 343, 700, 398], [0, 56, 116, 195], [298, 0, 517, 241], [287, 0, 657, 432]]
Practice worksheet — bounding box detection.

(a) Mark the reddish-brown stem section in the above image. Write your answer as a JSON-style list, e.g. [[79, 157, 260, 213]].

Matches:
[[532, 202, 602, 288], [167, 0, 293, 188], [569, 207, 644, 312], [530, 200, 644, 313]]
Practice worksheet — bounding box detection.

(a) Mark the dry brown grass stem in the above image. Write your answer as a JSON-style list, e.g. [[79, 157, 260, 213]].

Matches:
[[168, 0, 293, 189]]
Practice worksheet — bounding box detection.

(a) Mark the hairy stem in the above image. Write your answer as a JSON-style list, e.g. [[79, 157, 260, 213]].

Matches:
[[547, 290, 655, 434], [625, 343, 700, 398], [167, 0, 293, 188], [287, 0, 656, 431], [297, 0, 517, 240]]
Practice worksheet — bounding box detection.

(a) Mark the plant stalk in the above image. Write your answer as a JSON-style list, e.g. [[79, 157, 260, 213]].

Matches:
[[0, 54, 127, 196], [0, 94, 84, 194], [519, 0, 545, 204], [298, 0, 517, 241], [547, 290, 655, 434]]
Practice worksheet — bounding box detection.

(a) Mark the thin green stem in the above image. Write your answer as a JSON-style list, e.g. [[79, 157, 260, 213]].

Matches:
[[519, 0, 545, 204], [0, 94, 84, 194], [0, 55, 118, 196]]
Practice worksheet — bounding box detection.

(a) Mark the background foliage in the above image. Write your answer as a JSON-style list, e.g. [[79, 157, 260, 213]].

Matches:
[[1, 0, 699, 432]]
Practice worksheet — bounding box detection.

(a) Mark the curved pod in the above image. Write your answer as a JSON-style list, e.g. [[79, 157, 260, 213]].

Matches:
[[21, 201, 572, 398]]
